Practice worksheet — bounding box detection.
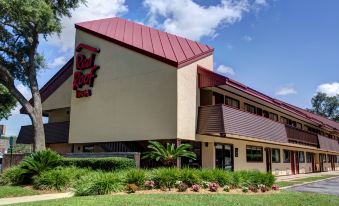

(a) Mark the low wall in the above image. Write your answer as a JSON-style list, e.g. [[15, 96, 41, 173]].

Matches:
[[1, 153, 29, 171]]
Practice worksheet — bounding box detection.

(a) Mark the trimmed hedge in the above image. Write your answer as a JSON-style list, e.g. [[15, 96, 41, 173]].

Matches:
[[60, 157, 135, 171]]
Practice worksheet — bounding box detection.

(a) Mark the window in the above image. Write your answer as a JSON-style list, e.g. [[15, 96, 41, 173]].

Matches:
[[283, 150, 291, 163], [83, 145, 94, 153], [244, 103, 256, 114], [213, 92, 224, 105], [296, 122, 303, 129], [263, 110, 269, 118], [225, 96, 240, 109], [281, 116, 288, 124], [246, 145, 263, 162], [320, 154, 326, 163], [256, 108, 263, 116], [337, 156, 339, 163], [269, 113, 278, 121], [298, 151, 305, 163], [306, 152, 313, 163], [272, 149, 280, 163]]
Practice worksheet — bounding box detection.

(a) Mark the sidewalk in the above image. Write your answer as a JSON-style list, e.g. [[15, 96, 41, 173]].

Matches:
[[0, 192, 73, 205], [276, 170, 339, 182]]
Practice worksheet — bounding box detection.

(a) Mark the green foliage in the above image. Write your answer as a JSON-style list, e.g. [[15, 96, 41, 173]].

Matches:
[[75, 172, 124, 196], [152, 168, 179, 190], [0, 85, 16, 120], [125, 169, 146, 187], [308, 92, 339, 122], [142, 141, 197, 166], [20, 149, 62, 179], [60, 157, 135, 171], [32, 167, 90, 191], [0, 166, 25, 185], [178, 168, 201, 186]]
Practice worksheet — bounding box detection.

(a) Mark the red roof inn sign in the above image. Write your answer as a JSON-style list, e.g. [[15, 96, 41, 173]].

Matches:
[[73, 43, 100, 98]]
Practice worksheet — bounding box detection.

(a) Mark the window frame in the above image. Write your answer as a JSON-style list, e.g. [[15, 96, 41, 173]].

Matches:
[[306, 152, 313, 163], [246, 145, 263, 162], [271, 148, 280, 163], [244, 103, 256, 114], [283, 150, 291, 163], [298, 151, 305, 163]]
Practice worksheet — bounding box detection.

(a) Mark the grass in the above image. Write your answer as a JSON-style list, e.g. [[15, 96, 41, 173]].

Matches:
[[9, 191, 339, 206], [0, 186, 39, 198], [276, 175, 339, 187]]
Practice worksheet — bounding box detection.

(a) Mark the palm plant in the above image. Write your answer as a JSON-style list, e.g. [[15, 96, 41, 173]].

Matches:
[[142, 141, 196, 166], [20, 149, 62, 177]]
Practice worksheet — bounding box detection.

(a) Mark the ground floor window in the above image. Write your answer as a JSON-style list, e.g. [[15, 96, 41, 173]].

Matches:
[[246, 145, 263, 162], [271, 148, 280, 163], [306, 152, 313, 163], [83, 145, 94, 153], [283, 150, 290, 163], [298, 151, 305, 163]]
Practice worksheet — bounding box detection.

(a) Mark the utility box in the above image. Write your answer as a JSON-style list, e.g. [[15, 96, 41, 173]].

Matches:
[[0, 125, 5, 136]]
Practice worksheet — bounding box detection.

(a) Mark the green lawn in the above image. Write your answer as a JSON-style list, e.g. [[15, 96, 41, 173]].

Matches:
[[276, 175, 339, 187], [0, 186, 39, 198], [10, 191, 339, 206]]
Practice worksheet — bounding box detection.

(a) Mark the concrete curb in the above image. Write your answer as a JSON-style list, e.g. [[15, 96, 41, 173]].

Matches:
[[0, 192, 74, 205], [281, 176, 339, 190]]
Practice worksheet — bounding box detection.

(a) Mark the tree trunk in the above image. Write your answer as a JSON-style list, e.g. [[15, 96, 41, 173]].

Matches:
[[30, 108, 46, 151]]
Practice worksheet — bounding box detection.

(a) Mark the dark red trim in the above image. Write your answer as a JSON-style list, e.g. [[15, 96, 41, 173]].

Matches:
[[75, 25, 213, 69], [20, 58, 74, 114], [76, 43, 100, 53]]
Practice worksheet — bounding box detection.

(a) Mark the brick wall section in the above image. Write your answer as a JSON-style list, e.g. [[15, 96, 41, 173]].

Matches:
[[1, 153, 28, 171]]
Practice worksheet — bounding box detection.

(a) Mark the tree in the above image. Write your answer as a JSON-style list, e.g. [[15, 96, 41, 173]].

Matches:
[[142, 141, 197, 166], [0, 0, 84, 151], [308, 92, 339, 122], [0, 85, 16, 119]]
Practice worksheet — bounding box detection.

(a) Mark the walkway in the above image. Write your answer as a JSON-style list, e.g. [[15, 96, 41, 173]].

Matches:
[[287, 177, 339, 196], [276, 170, 339, 182], [0, 192, 73, 205]]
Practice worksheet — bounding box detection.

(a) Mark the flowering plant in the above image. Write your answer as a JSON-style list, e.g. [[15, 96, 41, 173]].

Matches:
[[208, 182, 219, 192], [191, 184, 200, 192], [242, 186, 249, 193], [272, 184, 280, 191], [144, 180, 155, 190], [223, 185, 230, 192]]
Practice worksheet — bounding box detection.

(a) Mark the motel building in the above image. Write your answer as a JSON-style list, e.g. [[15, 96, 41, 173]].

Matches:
[[17, 17, 339, 176]]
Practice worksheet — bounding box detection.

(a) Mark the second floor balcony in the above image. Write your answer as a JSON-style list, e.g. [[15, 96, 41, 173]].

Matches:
[[197, 104, 319, 147]]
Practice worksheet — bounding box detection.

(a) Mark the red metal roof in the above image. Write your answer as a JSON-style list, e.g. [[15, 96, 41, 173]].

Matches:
[[197, 66, 339, 132], [75, 17, 214, 68]]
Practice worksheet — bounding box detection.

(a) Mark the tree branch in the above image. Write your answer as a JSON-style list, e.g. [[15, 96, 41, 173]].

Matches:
[[0, 64, 33, 114]]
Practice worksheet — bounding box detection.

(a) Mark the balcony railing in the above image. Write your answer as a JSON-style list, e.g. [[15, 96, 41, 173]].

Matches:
[[197, 105, 319, 147]]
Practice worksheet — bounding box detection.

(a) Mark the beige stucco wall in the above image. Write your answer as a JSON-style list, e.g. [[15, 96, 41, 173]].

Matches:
[[42, 76, 72, 111], [69, 30, 179, 143], [177, 56, 213, 140], [48, 108, 70, 123]]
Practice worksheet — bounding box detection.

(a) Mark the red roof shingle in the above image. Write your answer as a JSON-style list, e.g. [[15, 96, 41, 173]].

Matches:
[[75, 17, 214, 68]]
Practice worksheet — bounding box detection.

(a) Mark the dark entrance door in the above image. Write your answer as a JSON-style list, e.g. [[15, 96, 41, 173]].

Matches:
[[320, 154, 325, 172], [265, 148, 272, 172], [215, 143, 233, 171], [311, 153, 316, 173], [291, 151, 299, 175]]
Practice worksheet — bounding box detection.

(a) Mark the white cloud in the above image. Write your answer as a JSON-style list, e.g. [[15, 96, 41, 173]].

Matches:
[[46, 0, 128, 52], [11, 84, 32, 115], [255, 0, 267, 5], [216, 65, 235, 75], [48, 56, 67, 68], [316, 82, 339, 96], [275, 85, 297, 96], [243, 35, 253, 42], [143, 0, 250, 41]]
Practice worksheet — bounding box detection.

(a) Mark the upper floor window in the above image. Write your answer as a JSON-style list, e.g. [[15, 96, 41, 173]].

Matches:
[[296, 122, 303, 129], [225, 96, 240, 109], [213, 92, 224, 105], [246, 145, 263, 162], [306, 126, 321, 134], [269, 112, 278, 121], [244, 103, 256, 114], [263, 110, 269, 118]]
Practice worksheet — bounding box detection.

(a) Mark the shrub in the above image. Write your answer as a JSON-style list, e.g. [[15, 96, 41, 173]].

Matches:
[[177, 182, 188, 192], [20, 149, 62, 179], [249, 185, 258, 193], [242, 186, 248, 193], [208, 182, 219, 192], [60, 157, 135, 171], [178, 168, 200, 186], [152, 168, 178, 190], [201, 181, 209, 189], [125, 170, 146, 187], [258, 184, 268, 192], [126, 183, 139, 193], [33, 167, 89, 191], [0, 166, 26, 185], [191, 184, 200, 192], [223, 185, 230, 192], [75, 172, 124, 196], [199, 169, 214, 182], [212, 169, 231, 186], [144, 180, 155, 190]]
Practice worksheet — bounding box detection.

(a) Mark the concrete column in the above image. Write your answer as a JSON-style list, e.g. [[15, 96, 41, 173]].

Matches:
[[176, 139, 181, 168], [201, 141, 215, 168], [134, 152, 141, 169]]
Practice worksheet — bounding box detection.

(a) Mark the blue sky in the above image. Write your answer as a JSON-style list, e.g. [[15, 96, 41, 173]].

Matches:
[[1, 0, 339, 136]]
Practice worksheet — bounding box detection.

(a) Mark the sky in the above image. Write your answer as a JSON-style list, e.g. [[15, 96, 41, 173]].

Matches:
[[1, 0, 339, 136]]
